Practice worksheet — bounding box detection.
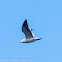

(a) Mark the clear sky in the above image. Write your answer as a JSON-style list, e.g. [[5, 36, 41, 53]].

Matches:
[[0, 0, 62, 62]]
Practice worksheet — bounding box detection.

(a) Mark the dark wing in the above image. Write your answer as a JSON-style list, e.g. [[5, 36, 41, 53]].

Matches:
[[22, 19, 34, 39]]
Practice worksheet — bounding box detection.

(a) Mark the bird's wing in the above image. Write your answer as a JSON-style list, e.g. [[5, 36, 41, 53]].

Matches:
[[22, 20, 34, 39]]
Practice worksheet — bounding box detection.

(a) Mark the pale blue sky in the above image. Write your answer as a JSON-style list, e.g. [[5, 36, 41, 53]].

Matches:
[[0, 0, 62, 62]]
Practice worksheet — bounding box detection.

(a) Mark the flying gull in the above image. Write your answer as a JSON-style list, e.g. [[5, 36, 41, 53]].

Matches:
[[20, 19, 42, 43]]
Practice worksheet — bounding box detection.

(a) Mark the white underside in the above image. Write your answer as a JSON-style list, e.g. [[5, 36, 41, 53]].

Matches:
[[20, 37, 42, 43]]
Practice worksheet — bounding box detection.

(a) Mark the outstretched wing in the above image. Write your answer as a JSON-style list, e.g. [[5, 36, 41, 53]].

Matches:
[[22, 19, 34, 39]]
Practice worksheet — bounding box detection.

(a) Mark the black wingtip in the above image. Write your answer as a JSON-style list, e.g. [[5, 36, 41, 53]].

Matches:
[[23, 19, 28, 27], [25, 19, 27, 22], [24, 19, 27, 24]]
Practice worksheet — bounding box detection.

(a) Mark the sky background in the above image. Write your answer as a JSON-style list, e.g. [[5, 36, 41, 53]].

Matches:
[[0, 0, 62, 62]]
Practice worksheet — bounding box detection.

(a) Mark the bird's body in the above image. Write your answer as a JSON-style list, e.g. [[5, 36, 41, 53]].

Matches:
[[20, 38, 42, 43], [20, 19, 42, 43]]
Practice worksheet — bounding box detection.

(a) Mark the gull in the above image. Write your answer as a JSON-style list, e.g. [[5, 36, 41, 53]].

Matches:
[[20, 19, 42, 43]]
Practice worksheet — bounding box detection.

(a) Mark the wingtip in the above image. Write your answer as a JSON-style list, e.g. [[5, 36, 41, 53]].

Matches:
[[23, 19, 27, 26], [25, 19, 27, 22]]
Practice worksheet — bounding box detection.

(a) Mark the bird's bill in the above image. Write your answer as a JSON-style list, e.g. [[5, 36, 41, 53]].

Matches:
[[40, 38, 43, 39], [37, 38, 43, 40]]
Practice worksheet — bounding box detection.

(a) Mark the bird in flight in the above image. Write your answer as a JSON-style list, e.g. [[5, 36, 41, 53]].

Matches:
[[20, 19, 42, 43]]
